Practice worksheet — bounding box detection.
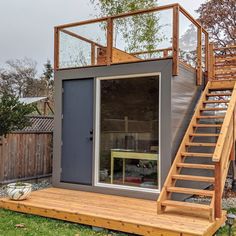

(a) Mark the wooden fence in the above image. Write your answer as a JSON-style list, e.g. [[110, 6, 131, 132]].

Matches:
[[0, 132, 53, 184]]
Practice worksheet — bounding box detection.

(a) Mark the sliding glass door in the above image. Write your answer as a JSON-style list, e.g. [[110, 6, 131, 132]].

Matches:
[[96, 74, 160, 191]]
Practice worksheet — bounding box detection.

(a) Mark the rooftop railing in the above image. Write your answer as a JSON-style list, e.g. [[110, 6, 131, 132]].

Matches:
[[54, 3, 209, 85]]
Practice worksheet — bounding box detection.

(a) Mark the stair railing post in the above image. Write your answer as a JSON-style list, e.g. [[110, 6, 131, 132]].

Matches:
[[54, 27, 60, 71], [205, 33, 209, 83], [215, 161, 222, 219], [231, 108, 236, 161], [106, 17, 113, 65], [208, 43, 215, 80], [172, 5, 179, 76], [197, 26, 203, 85]]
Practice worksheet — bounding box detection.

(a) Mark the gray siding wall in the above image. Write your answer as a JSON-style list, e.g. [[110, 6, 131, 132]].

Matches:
[[53, 60, 173, 200], [53, 60, 204, 200], [171, 64, 201, 157]]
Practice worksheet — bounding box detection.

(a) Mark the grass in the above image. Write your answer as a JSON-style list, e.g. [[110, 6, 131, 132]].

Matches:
[[0, 208, 236, 236], [215, 208, 236, 236], [0, 209, 128, 236]]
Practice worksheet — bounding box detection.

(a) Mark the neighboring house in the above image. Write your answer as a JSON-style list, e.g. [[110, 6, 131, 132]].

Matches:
[[19, 96, 54, 116]]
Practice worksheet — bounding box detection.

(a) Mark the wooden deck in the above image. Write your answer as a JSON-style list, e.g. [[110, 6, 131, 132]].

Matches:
[[0, 188, 225, 236]]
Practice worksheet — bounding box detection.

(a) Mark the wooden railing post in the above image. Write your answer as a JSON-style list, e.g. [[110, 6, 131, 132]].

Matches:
[[205, 33, 209, 82], [208, 43, 215, 80], [231, 108, 236, 161], [54, 27, 60, 71], [215, 161, 222, 218], [106, 17, 113, 65], [196, 26, 202, 85], [91, 43, 96, 65], [172, 5, 179, 76]]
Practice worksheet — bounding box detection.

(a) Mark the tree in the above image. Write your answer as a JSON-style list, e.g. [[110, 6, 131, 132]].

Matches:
[[90, 0, 164, 53], [0, 93, 34, 137], [0, 59, 55, 99], [40, 60, 54, 99], [0, 58, 37, 97], [179, 24, 197, 67], [196, 0, 236, 47]]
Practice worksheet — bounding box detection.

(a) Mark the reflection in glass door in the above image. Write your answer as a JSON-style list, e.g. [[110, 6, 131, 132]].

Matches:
[[96, 75, 160, 191]]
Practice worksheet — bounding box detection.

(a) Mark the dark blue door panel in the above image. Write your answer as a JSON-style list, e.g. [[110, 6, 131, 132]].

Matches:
[[61, 79, 93, 185]]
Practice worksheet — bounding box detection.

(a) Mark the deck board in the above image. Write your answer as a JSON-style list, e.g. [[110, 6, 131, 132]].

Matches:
[[0, 188, 225, 236]]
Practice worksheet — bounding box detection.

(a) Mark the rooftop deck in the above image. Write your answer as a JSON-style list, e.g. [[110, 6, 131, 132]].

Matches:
[[0, 188, 225, 236], [54, 3, 209, 86]]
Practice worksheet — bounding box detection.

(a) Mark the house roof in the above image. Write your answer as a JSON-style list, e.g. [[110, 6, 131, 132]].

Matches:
[[19, 116, 54, 133], [19, 97, 48, 105]]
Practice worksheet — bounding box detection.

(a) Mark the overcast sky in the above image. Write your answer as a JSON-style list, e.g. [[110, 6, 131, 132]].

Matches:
[[0, 0, 205, 73]]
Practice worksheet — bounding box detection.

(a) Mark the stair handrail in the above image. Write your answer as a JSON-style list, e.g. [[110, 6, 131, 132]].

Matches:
[[212, 83, 236, 162], [212, 82, 236, 218]]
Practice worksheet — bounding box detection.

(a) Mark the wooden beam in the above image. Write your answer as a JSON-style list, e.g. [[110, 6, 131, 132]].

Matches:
[[205, 32, 209, 81], [91, 43, 96, 65], [208, 43, 215, 80], [172, 5, 179, 76], [106, 18, 113, 65], [60, 29, 103, 48], [214, 162, 222, 218], [54, 27, 60, 71], [197, 26, 202, 85], [130, 47, 172, 56], [56, 4, 179, 29]]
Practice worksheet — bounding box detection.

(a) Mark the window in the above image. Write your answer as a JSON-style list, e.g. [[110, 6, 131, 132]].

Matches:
[[95, 74, 160, 191]]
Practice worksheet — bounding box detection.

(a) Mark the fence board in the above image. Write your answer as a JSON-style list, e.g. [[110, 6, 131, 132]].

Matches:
[[0, 133, 52, 184]]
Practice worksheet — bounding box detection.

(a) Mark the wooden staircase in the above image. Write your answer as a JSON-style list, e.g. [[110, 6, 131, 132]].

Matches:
[[157, 79, 236, 221]]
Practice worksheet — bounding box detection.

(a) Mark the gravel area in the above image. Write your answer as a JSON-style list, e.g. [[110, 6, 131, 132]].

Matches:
[[186, 179, 236, 210], [186, 196, 236, 210], [0, 180, 51, 198]]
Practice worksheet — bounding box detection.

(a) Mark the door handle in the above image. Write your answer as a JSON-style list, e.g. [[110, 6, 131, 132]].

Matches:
[[89, 129, 93, 141]]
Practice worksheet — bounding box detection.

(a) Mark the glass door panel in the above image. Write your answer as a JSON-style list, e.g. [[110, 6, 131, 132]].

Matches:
[[98, 75, 160, 190]]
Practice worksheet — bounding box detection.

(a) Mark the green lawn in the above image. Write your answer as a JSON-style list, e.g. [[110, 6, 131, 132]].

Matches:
[[0, 208, 235, 236], [0, 209, 129, 236], [215, 208, 236, 236]]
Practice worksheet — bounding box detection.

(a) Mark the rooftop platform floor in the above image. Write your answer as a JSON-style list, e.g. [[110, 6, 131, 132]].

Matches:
[[0, 188, 225, 236]]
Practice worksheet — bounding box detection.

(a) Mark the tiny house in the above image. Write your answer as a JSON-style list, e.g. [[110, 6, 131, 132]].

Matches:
[[1, 3, 235, 235], [52, 4, 207, 200]]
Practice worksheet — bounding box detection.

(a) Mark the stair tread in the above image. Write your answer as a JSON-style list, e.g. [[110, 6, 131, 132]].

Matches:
[[162, 200, 211, 210], [176, 163, 215, 170], [181, 152, 213, 157], [201, 107, 227, 111], [206, 93, 232, 97], [193, 124, 222, 127], [186, 142, 216, 147], [197, 115, 225, 119], [172, 174, 215, 183], [203, 100, 230, 104], [189, 133, 219, 137], [167, 187, 214, 196]]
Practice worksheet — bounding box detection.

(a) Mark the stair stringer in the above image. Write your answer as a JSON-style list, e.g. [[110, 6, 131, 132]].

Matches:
[[157, 82, 215, 219]]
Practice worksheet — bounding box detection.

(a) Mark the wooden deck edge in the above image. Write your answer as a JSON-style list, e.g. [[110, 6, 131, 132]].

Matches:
[[0, 198, 221, 236], [203, 212, 227, 236], [0, 199, 193, 236]]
